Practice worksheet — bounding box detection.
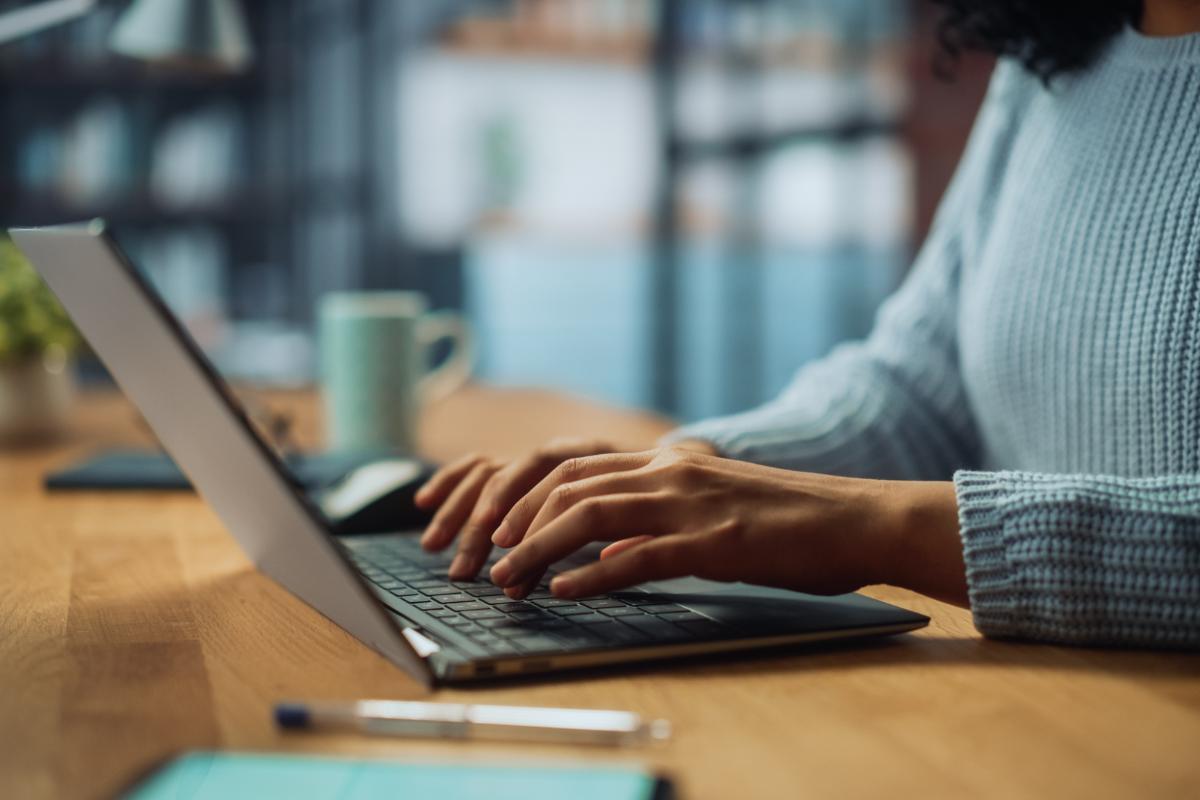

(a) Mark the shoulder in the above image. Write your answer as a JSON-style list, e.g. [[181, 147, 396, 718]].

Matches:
[[982, 58, 1041, 114]]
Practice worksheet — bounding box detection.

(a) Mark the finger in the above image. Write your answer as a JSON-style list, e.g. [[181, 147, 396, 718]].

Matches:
[[492, 451, 655, 547], [550, 535, 701, 598], [490, 492, 671, 589], [449, 522, 493, 580], [599, 535, 654, 560], [503, 576, 540, 600], [415, 453, 488, 509], [471, 439, 621, 528], [518, 468, 660, 545], [467, 453, 556, 530], [421, 462, 494, 552], [451, 471, 521, 579]]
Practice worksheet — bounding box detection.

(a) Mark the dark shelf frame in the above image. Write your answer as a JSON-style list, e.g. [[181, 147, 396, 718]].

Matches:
[[648, 0, 903, 414]]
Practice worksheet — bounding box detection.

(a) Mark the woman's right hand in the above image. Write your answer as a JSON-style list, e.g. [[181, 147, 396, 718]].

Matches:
[[414, 438, 621, 580]]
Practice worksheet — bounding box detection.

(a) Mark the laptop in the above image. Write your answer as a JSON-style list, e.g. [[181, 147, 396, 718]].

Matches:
[[10, 221, 929, 686]]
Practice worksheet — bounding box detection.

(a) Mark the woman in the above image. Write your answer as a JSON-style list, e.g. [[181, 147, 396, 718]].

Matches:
[[416, 0, 1200, 648]]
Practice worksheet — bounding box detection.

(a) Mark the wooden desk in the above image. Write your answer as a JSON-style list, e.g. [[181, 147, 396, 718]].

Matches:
[[2, 387, 1198, 799]]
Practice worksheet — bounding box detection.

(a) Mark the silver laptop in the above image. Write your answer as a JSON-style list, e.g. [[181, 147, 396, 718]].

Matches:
[[11, 221, 928, 686]]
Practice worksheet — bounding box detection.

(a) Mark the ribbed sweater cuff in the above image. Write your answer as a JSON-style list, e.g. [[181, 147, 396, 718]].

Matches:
[[953, 470, 1023, 637], [954, 470, 1200, 648]]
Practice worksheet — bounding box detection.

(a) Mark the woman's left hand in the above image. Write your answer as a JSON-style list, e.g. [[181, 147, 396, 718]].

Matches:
[[486, 447, 968, 605]]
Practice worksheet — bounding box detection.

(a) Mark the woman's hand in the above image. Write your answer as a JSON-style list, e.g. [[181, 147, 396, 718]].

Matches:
[[415, 438, 718, 580], [414, 438, 615, 579], [484, 447, 967, 605]]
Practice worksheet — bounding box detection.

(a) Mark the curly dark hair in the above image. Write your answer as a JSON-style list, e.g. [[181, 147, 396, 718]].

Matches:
[[932, 0, 1143, 81]]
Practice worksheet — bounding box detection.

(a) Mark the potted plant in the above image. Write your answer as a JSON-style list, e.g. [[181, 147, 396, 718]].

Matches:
[[0, 235, 80, 443]]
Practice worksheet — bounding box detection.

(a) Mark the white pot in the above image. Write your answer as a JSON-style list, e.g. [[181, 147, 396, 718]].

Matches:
[[0, 352, 76, 444]]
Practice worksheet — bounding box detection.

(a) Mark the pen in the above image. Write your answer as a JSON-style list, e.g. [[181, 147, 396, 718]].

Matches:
[[275, 700, 671, 747]]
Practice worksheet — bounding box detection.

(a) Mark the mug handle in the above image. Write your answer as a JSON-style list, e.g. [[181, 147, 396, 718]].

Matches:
[[417, 311, 474, 405]]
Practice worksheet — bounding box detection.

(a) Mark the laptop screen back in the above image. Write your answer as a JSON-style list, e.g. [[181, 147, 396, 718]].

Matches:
[[10, 221, 428, 686]]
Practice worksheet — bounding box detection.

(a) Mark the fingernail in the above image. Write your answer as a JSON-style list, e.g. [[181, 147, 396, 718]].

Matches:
[[491, 521, 513, 547], [550, 575, 575, 597], [420, 525, 440, 549], [490, 559, 512, 587]]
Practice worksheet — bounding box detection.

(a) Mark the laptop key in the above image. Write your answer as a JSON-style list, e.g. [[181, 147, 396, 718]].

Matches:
[[409, 579, 444, 589], [445, 600, 488, 612], [532, 598, 575, 609], [427, 608, 457, 619], [427, 592, 468, 604], [550, 605, 598, 617], [599, 606, 645, 617], [660, 611, 707, 623], [413, 601, 443, 611], [422, 587, 468, 599], [463, 609, 504, 620], [568, 612, 611, 625], [581, 599, 625, 609], [508, 610, 547, 622], [641, 604, 687, 615], [466, 586, 504, 597], [495, 602, 533, 613]]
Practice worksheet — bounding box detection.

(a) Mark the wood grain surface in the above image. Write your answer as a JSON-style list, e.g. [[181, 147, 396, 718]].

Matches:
[[1, 386, 1197, 799]]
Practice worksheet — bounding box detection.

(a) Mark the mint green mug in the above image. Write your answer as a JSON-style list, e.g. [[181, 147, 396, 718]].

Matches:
[[319, 292, 473, 453]]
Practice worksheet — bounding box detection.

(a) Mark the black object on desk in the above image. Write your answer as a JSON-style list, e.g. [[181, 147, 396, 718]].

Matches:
[[45, 449, 437, 534], [45, 448, 390, 491]]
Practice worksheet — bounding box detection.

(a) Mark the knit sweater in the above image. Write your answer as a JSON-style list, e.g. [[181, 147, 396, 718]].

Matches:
[[668, 27, 1200, 648]]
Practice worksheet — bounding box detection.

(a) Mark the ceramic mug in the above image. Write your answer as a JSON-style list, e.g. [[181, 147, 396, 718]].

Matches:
[[319, 291, 472, 452]]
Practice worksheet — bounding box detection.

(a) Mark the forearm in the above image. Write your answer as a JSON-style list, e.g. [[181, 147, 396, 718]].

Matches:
[[665, 348, 980, 481]]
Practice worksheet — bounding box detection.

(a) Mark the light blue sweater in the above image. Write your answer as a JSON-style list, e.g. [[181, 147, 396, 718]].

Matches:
[[670, 27, 1200, 648]]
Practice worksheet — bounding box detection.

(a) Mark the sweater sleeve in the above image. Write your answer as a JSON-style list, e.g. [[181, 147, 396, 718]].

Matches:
[[665, 63, 1027, 480], [955, 470, 1200, 648]]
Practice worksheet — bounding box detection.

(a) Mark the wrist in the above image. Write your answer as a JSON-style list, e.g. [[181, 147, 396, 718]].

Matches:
[[877, 481, 968, 606]]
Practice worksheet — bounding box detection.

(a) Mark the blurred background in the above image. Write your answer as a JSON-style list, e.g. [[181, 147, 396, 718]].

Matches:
[[0, 0, 991, 427]]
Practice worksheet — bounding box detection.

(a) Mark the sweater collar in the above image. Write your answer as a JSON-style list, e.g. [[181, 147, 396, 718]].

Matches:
[[1106, 24, 1200, 68]]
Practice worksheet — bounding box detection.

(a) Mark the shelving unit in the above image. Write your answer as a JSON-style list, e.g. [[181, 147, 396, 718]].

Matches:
[[0, 2, 288, 333], [3, 0, 923, 414]]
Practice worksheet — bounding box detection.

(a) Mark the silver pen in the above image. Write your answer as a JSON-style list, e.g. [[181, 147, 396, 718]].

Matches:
[[275, 700, 671, 747]]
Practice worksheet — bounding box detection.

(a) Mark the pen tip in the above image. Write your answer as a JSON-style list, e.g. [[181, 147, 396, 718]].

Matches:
[[274, 703, 311, 729]]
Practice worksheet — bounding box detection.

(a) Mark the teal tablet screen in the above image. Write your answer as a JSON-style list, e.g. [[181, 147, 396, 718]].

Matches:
[[124, 752, 665, 800]]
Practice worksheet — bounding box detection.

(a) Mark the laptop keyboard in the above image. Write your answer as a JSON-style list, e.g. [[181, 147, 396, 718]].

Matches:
[[345, 536, 728, 657]]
